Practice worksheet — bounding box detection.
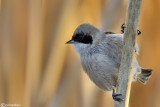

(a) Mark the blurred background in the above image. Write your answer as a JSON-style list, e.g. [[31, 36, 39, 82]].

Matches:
[[0, 0, 160, 107]]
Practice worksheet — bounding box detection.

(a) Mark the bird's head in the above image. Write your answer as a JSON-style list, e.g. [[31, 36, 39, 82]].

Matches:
[[66, 23, 105, 53]]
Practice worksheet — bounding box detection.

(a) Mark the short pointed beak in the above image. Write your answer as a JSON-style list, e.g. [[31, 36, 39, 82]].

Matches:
[[66, 40, 75, 44]]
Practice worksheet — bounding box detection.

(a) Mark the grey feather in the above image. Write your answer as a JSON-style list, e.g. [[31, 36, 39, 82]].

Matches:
[[71, 23, 152, 91]]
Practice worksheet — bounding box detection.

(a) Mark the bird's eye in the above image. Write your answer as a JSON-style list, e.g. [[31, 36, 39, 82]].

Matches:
[[72, 33, 93, 44]]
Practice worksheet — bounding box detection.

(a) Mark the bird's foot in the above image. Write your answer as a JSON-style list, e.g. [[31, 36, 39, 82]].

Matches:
[[112, 89, 124, 102], [121, 24, 141, 35], [121, 24, 126, 34]]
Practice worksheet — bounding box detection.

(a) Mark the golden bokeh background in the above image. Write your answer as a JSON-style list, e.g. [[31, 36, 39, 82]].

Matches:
[[0, 0, 160, 107]]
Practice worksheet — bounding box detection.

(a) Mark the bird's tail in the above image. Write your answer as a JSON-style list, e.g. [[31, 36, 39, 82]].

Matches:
[[137, 68, 153, 84]]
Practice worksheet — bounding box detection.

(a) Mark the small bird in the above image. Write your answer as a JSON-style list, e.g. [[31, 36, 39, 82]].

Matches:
[[66, 23, 152, 101]]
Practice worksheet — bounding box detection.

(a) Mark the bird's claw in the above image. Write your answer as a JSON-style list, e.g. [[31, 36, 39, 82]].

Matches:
[[112, 89, 124, 102], [137, 30, 141, 35], [121, 24, 126, 33], [121, 24, 141, 35]]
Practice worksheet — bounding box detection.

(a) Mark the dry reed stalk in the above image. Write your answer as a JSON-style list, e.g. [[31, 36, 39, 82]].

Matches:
[[114, 0, 142, 106]]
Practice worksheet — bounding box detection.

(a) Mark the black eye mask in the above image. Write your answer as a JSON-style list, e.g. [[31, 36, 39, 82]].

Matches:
[[72, 33, 93, 44]]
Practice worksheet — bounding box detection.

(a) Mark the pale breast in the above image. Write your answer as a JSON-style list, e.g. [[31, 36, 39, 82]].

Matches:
[[81, 53, 118, 91]]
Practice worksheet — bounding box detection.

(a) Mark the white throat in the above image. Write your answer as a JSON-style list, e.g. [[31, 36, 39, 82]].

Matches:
[[73, 43, 91, 54]]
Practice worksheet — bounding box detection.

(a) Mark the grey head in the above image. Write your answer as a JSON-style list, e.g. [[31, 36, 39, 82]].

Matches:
[[66, 23, 106, 47]]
